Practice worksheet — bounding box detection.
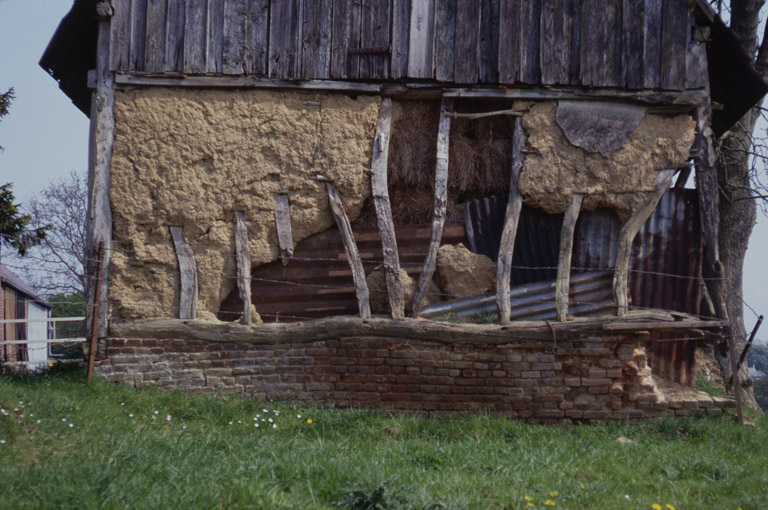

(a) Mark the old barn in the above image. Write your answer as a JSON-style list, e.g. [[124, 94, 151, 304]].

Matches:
[[41, 0, 767, 421]]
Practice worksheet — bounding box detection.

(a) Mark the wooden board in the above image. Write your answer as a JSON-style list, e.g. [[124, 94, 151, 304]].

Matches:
[[479, 0, 500, 83], [165, 0, 185, 71], [223, 0, 248, 74], [245, 0, 270, 75], [643, 0, 663, 89], [498, 0, 521, 83], [391, 0, 412, 79], [660, 0, 690, 90], [555, 194, 583, 321], [540, 0, 571, 85], [110, 0, 132, 71], [623, 0, 645, 89], [169, 226, 199, 320], [454, 0, 479, 83], [130, 0, 148, 71], [274, 194, 294, 263], [359, 0, 392, 79], [206, 0, 225, 74], [234, 211, 253, 324], [144, 0, 168, 72], [301, 0, 333, 79], [434, 0, 457, 82], [330, 0, 361, 79], [269, 0, 302, 79], [184, 0, 207, 73], [407, 0, 435, 78]]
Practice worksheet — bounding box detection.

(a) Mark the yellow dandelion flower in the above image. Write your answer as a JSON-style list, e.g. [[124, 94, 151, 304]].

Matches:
[[550, 491, 559, 498], [306, 418, 313, 424], [580, 483, 585, 490], [651, 504, 662, 510], [665, 505, 675, 510], [544, 499, 556, 506], [524, 496, 533, 502]]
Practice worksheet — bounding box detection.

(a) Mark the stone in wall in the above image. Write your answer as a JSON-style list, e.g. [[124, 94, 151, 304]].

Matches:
[[518, 101, 696, 220], [109, 88, 380, 319]]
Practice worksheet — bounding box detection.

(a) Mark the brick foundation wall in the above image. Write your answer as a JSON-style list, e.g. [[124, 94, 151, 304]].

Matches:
[[95, 333, 731, 423]]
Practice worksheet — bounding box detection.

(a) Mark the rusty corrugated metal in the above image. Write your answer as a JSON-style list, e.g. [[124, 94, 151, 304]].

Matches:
[[419, 272, 613, 322], [218, 223, 468, 322], [466, 189, 703, 385]]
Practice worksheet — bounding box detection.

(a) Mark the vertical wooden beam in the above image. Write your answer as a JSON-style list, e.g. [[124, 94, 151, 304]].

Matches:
[[234, 211, 252, 325], [496, 116, 526, 325], [555, 193, 584, 322], [411, 97, 453, 316], [169, 226, 198, 320], [325, 181, 371, 319], [613, 169, 675, 316], [88, 4, 115, 341], [274, 195, 294, 264], [371, 98, 405, 319]]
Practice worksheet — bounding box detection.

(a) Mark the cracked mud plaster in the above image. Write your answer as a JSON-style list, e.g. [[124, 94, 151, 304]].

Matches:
[[109, 88, 379, 319], [519, 101, 695, 220]]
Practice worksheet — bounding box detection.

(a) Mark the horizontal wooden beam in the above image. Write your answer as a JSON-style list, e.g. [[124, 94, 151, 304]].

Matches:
[[113, 72, 707, 106], [602, 320, 730, 331], [110, 310, 717, 345]]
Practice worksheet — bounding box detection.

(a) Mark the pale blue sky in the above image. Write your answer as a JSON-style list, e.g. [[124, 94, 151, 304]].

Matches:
[[0, 0, 765, 339]]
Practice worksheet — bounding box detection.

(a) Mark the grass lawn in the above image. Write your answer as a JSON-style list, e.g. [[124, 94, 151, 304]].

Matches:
[[1, 368, 766, 510]]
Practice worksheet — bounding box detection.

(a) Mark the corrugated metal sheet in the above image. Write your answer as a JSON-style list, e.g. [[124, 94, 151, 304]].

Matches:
[[465, 188, 703, 385], [419, 272, 613, 322], [218, 223, 468, 322]]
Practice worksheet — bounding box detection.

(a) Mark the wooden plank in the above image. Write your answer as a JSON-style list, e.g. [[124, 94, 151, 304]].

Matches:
[[454, 0, 480, 83], [660, 0, 690, 90], [391, 0, 412, 79], [370, 98, 405, 320], [269, 0, 302, 78], [555, 193, 583, 321], [496, 116, 526, 325], [613, 170, 675, 316], [685, 41, 708, 90], [412, 98, 453, 315], [601, 0, 622, 86], [581, 0, 619, 86], [603, 320, 730, 331], [519, 0, 541, 84], [274, 195, 294, 264], [89, 14, 115, 340], [330, 0, 362, 79], [325, 182, 371, 319], [223, 0, 248, 74], [145, 0, 168, 72], [407, 0, 436, 78], [114, 72, 382, 92], [434, 0, 456, 82], [207, 0, 224, 73], [643, 0, 663, 88], [110, 0, 132, 70], [301, 0, 333, 79], [234, 211, 253, 325], [540, 0, 571, 85], [165, 0, 185, 71], [245, 0, 270, 75], [567, 0, 582, 83], [623, 0, 645, 89], [498, 0, 521, 83], [130, 0, 148, 71], [184, 0, 207, 73], [359, 0, 392, 79], [169, 227, 199, 320], [479, 0, 500, 83]]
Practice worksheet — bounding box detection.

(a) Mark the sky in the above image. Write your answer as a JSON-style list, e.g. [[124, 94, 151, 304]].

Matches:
[[0, 0, 766, 340]]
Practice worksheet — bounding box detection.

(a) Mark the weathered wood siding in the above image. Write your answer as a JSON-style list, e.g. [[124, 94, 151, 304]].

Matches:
[[110, 0, 703, 90]]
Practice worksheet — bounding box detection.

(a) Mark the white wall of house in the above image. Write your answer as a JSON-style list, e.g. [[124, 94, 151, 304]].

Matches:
[[27, 301, 50, 370]]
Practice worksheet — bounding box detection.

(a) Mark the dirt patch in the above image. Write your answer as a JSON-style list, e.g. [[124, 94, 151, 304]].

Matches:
[[435, 244, 496, 300], [519, 101, 695, 220], [367, 266, 440, 314], [109, 88, 379, 319]]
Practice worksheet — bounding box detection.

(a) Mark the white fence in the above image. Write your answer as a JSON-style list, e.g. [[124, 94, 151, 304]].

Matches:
[[0, 316, 86, 369]]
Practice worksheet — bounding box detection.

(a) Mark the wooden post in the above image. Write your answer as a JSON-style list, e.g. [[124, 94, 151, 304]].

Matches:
[[371, 98, 405, 319], [169, 227, 198, 319], [613, 169, 675, 316], [274, 194, 294, 265], [325, 181, 371, 319], [412, 97, 453, 316], [234, 211, 252, 325], [87, 5, 115, 340], [496, 116, 527, 325], [556, 193, 584, 322], [86, 242, 105, 381]]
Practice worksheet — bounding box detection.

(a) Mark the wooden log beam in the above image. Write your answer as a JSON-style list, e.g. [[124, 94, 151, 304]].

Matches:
[[371, 98, 405, 319], [556, 194, 584, 322], [87, 9, 115, 340], [274, 194, 293, 264], [325, 181, 371, 319], [497, 116, 527, 325], [169, 226, 198, 320], [233, 211, 252, 325], [613, 169, 676, 316], [412, 97, 453, 316], [110, 310, 714, 345]]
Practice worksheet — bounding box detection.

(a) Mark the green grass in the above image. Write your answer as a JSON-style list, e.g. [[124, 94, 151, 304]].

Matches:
[[1, 368, 767, 510]]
